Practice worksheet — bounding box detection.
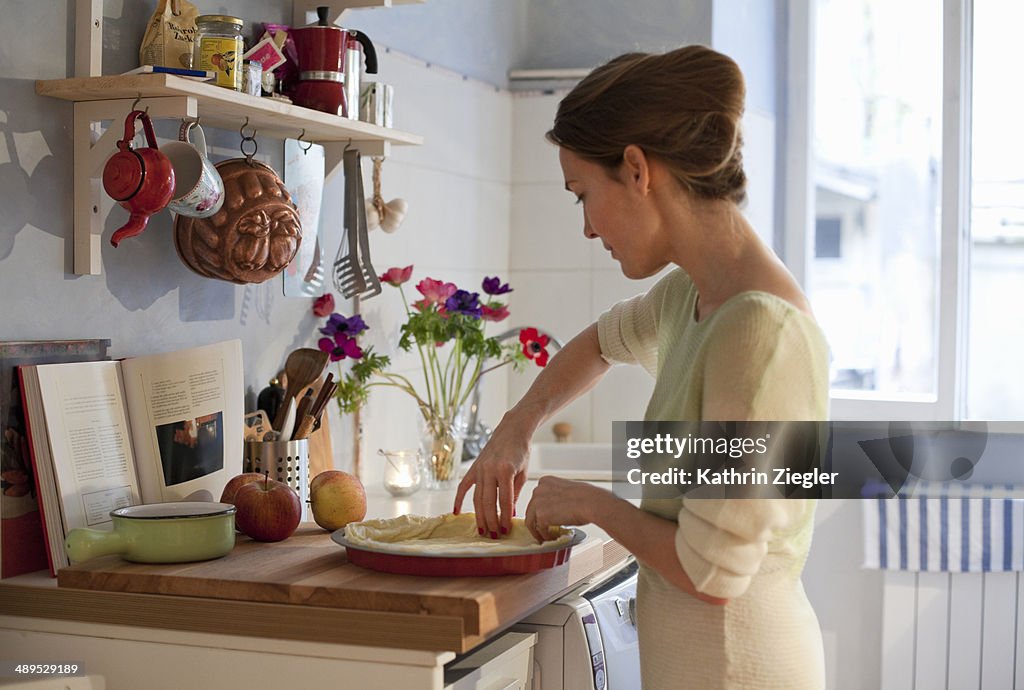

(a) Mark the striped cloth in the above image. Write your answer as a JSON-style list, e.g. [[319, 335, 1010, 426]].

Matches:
[[862, 485, 1024, 572]]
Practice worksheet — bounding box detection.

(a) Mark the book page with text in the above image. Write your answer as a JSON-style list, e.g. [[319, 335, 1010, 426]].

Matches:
[[120, 340, 244, 502], [35, 361, 140, 530]]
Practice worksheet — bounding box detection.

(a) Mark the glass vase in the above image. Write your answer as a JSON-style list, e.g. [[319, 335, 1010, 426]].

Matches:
[[419, 413, 463, 490]]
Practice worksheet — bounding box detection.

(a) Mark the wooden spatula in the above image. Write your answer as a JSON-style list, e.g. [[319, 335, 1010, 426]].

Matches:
[[273, 348, 330, 432]]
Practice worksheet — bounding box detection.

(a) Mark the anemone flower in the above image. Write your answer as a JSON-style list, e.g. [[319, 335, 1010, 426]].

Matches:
[[318, 332, 364, 362], [312, 293, 335, 317], [482, 276, 513, 295], [416, 278, 458, 306], [481, 304, 510, 322], [445, 290, 482, 318], [519, 327, 550, 367], [381, 265, 414, 286]]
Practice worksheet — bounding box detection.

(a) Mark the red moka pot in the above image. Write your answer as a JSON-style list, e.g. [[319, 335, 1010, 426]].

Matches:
[[291, 6, 377, 118]]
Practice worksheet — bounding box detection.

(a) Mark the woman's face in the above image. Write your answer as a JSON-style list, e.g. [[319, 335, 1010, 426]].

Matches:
[[558, 147, 666, 279]]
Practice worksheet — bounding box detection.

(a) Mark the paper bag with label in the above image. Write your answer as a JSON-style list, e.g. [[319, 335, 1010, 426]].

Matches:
[[139, 0, 200, 70]]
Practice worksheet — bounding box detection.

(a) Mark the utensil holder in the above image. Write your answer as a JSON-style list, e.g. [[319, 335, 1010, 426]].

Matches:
[[244, 439, 310, 520]]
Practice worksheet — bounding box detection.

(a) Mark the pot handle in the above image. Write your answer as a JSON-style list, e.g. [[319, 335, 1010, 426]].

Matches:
[[120, 109, 160, 151], [65, 526, 130, 563], [351, 30, 377, 74]]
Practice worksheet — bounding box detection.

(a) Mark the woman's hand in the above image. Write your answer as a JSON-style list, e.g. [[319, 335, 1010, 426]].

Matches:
[[453, 322, 611, 539], [453, 412, 532, 539], [524, 476, 604, 543]]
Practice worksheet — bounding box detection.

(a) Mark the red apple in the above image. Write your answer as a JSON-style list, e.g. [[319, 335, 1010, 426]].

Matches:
[[309, 470, 367, 531], [219, 472, 266, 505], [234, 473, 302, 542]]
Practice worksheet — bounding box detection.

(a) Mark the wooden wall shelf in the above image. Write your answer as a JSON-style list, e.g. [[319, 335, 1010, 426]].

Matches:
[[41, 0, 425, 276], [35, 74, 423, 147]]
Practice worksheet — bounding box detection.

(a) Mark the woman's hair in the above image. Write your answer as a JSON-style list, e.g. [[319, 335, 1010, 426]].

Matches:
[[547, 45, 748, 204]]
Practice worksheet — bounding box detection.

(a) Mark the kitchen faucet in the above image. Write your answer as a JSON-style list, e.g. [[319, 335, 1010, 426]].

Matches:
[[461, 327, 564, 463]]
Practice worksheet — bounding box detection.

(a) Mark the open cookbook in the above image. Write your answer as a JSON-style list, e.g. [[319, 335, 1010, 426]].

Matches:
[[18, 340, 243, 574]]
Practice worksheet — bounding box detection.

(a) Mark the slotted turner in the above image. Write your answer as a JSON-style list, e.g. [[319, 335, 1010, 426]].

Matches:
[[333, 149, 366, 296]]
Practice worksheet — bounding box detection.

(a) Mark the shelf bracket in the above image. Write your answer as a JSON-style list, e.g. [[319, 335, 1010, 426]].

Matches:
[[322, 140, 391, 185], [73, 97, 198, 275]]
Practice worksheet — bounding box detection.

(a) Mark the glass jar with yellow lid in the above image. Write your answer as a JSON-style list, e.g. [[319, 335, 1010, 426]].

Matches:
[[193, 15, 244, 91]]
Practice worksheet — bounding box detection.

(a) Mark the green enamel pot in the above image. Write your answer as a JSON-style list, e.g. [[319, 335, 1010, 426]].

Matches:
[[65, 501, 237, 564]]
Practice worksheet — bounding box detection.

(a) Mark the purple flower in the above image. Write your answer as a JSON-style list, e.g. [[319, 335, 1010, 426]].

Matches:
[[320, 313, 368, 338], [444, 290, 482, 318], [482, 276, 513, 295], [318, 333, 364, 362]]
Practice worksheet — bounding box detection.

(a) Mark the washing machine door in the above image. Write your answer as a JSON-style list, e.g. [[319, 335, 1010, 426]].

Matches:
[[584, 560, 640, 689]]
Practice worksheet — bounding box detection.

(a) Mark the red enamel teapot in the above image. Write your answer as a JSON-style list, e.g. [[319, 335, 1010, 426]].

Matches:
[[102, 110, 175, 247]]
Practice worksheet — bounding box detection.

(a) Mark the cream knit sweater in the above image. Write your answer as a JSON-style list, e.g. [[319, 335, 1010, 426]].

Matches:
[[597, 268, 830, 689]]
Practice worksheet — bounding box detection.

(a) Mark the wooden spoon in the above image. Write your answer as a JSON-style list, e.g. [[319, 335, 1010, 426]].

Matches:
[[273, 348, 330, 432]]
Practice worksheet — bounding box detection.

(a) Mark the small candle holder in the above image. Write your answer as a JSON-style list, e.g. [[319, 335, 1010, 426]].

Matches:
[[379, 449, 423, 497]]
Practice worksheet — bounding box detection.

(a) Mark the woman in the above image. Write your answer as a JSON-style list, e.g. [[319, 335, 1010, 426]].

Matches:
[[454, 45, 829, 688]]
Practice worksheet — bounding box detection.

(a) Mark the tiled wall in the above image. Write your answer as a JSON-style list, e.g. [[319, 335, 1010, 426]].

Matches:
[[507, 93, 662, 445]]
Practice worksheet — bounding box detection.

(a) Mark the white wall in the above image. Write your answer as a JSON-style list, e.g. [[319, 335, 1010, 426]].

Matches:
[[352, 51, 513, 488]]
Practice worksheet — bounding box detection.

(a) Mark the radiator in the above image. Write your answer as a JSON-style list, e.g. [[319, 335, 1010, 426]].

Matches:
[[866, 492, 1024, 689], [881, 570, 1023, 690]]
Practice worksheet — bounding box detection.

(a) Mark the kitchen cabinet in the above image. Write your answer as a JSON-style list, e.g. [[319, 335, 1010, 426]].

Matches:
[[0, 482, 629, 689], [36, 0, 424, 276]]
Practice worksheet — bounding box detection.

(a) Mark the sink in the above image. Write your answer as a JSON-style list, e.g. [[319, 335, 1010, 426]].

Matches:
[[527, 443, 616, 481]]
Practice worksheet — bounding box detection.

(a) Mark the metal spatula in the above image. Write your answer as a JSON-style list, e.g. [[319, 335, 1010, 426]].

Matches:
[[332, 149, 368, 297]]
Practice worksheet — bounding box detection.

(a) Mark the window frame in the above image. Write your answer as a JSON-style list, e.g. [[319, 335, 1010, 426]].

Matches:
[[782, 0, 974, 422]]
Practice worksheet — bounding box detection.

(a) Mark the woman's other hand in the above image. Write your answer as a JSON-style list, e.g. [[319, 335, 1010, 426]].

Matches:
[[523, 475, 603, 543]]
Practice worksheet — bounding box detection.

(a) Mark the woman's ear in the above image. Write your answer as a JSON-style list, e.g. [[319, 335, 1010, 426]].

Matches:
[[622, 144, 650, 196]]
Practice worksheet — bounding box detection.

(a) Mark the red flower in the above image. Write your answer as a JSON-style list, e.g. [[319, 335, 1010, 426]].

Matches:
[[312, 293, 335, 317], [481, 304, 510, 322], [519, 327, 550, 367], [381, 265, 414, 286]]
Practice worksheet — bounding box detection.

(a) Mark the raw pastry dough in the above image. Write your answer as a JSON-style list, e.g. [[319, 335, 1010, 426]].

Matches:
[[344, 513, 573, 555]]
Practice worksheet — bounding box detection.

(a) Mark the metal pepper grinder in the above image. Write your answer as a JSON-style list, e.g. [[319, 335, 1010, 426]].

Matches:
[[342, 28, 377, 120]]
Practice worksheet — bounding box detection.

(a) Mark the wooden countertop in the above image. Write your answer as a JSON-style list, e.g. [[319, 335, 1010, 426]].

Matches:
[[0, 525, 628, 653]]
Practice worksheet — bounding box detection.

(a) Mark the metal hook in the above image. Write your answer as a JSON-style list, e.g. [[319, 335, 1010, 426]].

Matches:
[[297, 129, 313, 154], [239, 117, 257, 140], [343, 138, 352, 152], [130, 94, 148, 115]]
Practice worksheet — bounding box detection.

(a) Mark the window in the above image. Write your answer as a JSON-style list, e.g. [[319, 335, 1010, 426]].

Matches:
[[785, 0, 994, 420], [966, 0, 1024, 420], [808, 0, 942, 398]]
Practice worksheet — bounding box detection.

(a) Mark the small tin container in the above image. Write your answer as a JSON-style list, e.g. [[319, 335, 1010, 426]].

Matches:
[[193, 15, 245, 91]]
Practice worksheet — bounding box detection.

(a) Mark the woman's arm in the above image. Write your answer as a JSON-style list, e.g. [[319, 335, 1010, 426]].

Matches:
[[454, 322, 611, 537], [524, 476, 728, 605]]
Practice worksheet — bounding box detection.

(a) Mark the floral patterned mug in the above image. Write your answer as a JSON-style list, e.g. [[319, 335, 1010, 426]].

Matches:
[[161, 121, 225, 219]]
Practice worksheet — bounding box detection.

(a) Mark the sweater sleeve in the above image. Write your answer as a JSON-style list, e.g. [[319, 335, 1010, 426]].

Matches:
[[674, 296, 830, 598], [596, 269, 681, 377]]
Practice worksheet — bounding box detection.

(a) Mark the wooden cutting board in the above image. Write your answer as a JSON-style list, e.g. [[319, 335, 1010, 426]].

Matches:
[[55, 525, 608, 650]]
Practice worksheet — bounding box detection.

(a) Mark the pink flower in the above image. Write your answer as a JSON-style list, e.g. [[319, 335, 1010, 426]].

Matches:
[[312, 293, 335, 317], [481, 304, 510, 322], [381, 265, 414, 286], [416, 278, 457, 306]]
